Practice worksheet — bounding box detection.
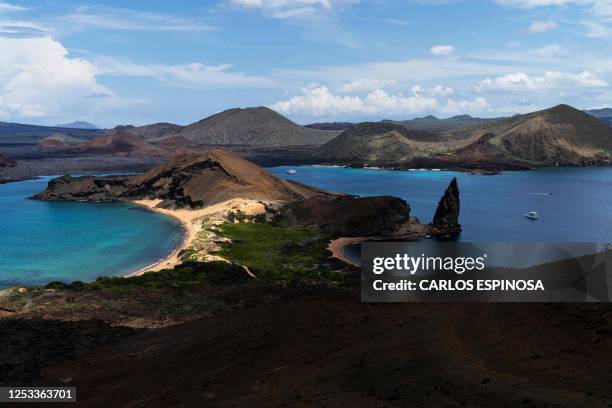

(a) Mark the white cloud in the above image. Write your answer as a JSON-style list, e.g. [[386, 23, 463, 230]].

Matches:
[[275, 56, 521, 87], [384, 18, 411, 27], [62, 6, 214, 32], [338, 78, 396, 92], [443, 97, 489, 115], [496, 0, 612, 37], [270, 85, 488, 117], [495, 0, 569, 7], [95, 57, 278, 89], [583, 20, 612, 37], [411, 84, 455, 96], [0, 2, 26, 12], [476, 70, 608, 91], [229, 0, 357, 20], [572, 70, 609, 87], [0, 36, 120, 119], [470, 44, 570, 62], [430, 45, 455, 55], [0, 19, 49, 37], [526, 20, 559, 32]]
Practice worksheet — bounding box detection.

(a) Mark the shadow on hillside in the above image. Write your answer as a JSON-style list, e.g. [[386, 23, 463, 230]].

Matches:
[[0, 318, 140, 386]]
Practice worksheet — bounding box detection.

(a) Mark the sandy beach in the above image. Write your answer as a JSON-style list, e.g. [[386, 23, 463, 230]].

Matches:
[[127, 199, 269, 276]]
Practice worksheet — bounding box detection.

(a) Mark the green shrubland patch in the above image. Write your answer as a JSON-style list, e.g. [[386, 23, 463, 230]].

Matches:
[[214, 221, 340, 281]]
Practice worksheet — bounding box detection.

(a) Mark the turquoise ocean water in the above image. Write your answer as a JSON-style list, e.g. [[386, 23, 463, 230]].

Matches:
[[0, 176, 183, 288]]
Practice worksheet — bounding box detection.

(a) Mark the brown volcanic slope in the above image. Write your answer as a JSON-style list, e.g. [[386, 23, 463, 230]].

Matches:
[[316, 122, 445, 165], [173, 107, 338, 146], [156, 135, 193, 148], [76, 132, 169, 157], [445, 104, 612, 165], [35, 149, 328, 208], [115, 123, 184, 141], [37, 133, 84, 150]]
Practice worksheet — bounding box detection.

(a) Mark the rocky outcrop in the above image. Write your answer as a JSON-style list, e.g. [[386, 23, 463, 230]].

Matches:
[[0, 153, 16, 168], [280, 195, 427, 238], [431, 177, 461, 239]]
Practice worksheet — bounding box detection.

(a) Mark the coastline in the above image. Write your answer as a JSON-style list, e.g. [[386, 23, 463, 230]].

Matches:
[[126, 201, 191, 276], [125, 199, 269, 276], [328, 237, 368, 267]]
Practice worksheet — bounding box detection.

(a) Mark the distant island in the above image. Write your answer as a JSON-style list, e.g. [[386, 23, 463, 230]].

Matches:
[[55, 121, 100, 130]]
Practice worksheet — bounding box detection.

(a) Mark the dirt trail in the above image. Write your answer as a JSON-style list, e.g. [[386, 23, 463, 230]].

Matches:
[[31, 287, 612, 407]]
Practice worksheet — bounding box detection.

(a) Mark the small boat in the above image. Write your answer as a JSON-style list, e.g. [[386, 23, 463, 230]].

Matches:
[[286, 169, 297, 175], [525, 211, 539, 220]]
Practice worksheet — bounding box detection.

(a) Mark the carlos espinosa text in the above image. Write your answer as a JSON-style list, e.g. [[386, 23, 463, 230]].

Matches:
[[371, 253, 545, 291]]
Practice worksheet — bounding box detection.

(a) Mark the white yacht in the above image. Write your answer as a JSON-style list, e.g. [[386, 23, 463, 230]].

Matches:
[[525, 211, 539, 220], [286, 169, 297, 175]]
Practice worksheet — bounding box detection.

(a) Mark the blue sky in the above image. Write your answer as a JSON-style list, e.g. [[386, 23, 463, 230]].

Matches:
[[0, 0, 611, 127]]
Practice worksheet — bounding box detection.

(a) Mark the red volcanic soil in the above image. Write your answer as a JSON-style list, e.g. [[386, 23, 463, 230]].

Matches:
[[15, 284, 612, 407], [77, 132, 169, 157]]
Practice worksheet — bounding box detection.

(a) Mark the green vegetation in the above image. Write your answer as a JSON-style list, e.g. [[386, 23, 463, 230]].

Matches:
[[214, 221, 339, 281], [45, 261, 247, 291], [41, 218, 350, 293]]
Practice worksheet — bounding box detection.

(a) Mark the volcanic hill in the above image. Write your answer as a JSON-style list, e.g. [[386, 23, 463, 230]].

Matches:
[[170, 107, 337, 146], [316, 122, 443, 165], [34, 149, 328, 208], [76, 132, 169, 157], [316, 104, 612, 168], [37, 133, 84, 150], [55, 121, 99, 130], [445, 104, 612, 165], [115, 123, 184, 141]]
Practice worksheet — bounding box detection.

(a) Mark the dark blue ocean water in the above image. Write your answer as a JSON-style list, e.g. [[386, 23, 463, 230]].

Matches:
[[267, 166, 612, 243], [0, 177, 183, 288]]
